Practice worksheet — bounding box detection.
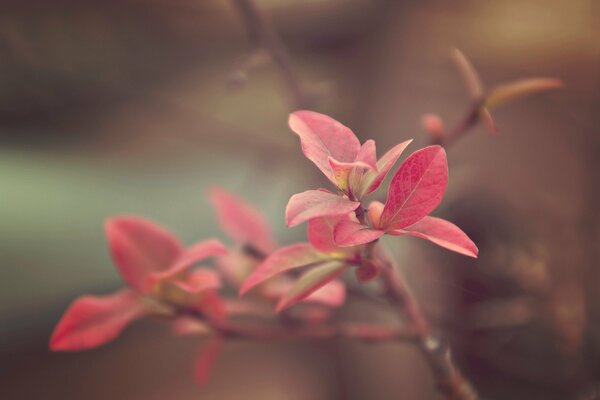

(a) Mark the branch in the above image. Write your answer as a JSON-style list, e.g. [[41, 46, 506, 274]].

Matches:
[[230, 0, 309, 108], [377, 245, 478, 400], [207, 318, 418, 343]]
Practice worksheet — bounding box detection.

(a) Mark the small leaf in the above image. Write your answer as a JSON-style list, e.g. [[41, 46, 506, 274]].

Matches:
[[195, 336, 224, 385], [304, 279, 346, 308], [285, 189, 360, 227], [486, 78, 563, 109], [105, 216, 184, 293], [333, 219, 384, 247], [451, 48, 484, 99], [146, 239, 227, 288], [276, 261, 349, 312], [208, 187, 277, 254], [379, 146, 448, 230], [421, 114, 445, 138], [355, 140, 377, 169], [50, 289, 147, 351], [307, 215, 346, 253], [328, 157, 374, 192], [289, 111, 361, 183], [239, 243, 331, 294], [171, 269, 222, 295], [390, 216, 478, 257], [367, 201, 384, 229], [359, 139, 413, 197]]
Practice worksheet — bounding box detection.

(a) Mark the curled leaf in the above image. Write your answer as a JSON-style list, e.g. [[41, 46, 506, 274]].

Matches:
[[285, 189, 360, 227]]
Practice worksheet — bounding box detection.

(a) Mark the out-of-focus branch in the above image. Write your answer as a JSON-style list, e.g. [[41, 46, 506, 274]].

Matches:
[[230, 0, 309, 108], [201, 317, 418, 342], [376, 246, 478, 400]]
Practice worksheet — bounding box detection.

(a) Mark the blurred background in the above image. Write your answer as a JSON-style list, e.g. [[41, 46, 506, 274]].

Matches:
[[0, 0, 598, 399]]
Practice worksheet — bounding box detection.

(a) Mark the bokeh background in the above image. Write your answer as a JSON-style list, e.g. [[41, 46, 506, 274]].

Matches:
[[1, 0, 598, 399]]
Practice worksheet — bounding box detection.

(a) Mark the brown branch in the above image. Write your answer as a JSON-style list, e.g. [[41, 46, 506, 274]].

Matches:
[[230, 0, 309, 108], [208, 318, 418, 343], [377, 245, 478, 400]]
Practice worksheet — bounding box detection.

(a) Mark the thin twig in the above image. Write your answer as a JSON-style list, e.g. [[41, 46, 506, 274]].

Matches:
[[230, 0, 309, 108]]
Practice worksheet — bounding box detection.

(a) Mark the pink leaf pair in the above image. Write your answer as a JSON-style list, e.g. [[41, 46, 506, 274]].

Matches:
[[288, 110, 413, 201], [333, 146, 478, 258]]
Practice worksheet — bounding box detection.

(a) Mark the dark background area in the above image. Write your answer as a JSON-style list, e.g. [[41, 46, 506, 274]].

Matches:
[[0, 0, 598, 399]]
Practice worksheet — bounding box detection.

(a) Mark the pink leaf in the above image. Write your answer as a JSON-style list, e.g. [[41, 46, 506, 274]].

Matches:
[[289, 111, 361, 183], [146, 239, 227, 288], [171, 269, 222, 295], [285, 189, 360, 227], [208, 188, 277, 254], [367, 201, 385, 229], [50, 289, 147, 351], [276, 261, 349, 312], [105, 216, 183, 293], [195, 336, 224, 385], [355, 140, 377, 169], [307, 215, 350, 253], [304, 279, 346, 308], [390, 216, 478, 257], [360, 139, 413, 196], [379, 146, 448, 230], [328, 157, 374, 192], [421, 114, 445, 138], [333, 219, 384, 247], [240, 243, 331, 295]]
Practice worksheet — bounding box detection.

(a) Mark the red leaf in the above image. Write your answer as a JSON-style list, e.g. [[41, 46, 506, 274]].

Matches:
[[146, 239, 227, 288], [105, 216, 183, 293], [208, 187, 277, 254], [304, 279, 346, 308], [359, 139, 413, 197], [390, 216, 478, 258], [379, 146, 448, 230], [285, 189, 360, 227], [195, 336, 224, 385], [333, 219, 384, 247], [50, 289, 147, 351], [276, 261, 349, 312], [289, 111, 361, 183], [307, 215, 349, 253], [239, 243, 331, 295], [196, 289, 228, 324]]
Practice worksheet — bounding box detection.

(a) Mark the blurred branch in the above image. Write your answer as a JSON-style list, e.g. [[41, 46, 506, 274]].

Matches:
[[230, 0, 309, 108]]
